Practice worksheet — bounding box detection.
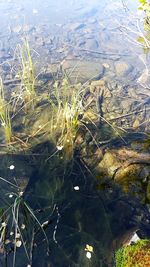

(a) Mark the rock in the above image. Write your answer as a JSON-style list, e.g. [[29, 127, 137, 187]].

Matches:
[[115, 61, 133, 77], [62, 59, 104, 83], [39, 64, 60, 80], [128, 87, 139, 99], [69, 23, 85, 31], [0, 50, 12, 60], [132, 118, 140, 129], [121, 99, 134, 112], [95, 151, 122, 177], [90, 79, 111, 97], [102, 63, 110, 69], [84, 39, 99, 50], [114, 164, 142, 184], [12, 25, 22, 33], [95, 148, 150, 197], [137, 69, 149, 84], [82, 110, 99, 123]]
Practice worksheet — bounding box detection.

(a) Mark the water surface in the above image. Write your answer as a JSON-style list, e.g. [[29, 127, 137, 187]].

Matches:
[[0, 1, 150, 267]]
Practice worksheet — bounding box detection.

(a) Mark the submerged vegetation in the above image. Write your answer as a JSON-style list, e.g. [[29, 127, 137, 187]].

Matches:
[[48, 78, 84, 159], [138, 0, 150, 52], [17, 40, 36, 107], [0, 177, 50, 267], [0, 78, 12, 143], [138, 0, 150, 29]]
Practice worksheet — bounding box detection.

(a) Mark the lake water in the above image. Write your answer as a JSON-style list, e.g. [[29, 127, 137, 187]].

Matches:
[[0, 0, 150, 267]]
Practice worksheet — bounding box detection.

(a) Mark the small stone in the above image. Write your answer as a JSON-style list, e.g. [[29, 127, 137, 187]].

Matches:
[[86, 251, 92, 259], [1, 222, 6, 227], [16, 240, 22, 247], [56, 145, 63, 151], [9, 165, 15, 170], [128, 232, 140, 245], [74, 186, 80, 191], [115, 61, 133, 77], [137, 69, 149, 84], [69, 23, 85, 31], [16, 233, 20, 238], [133, 119, 140, 129], [5, 239, 11, 245], [19, 191, 23, 196], [103, 63, 110, 69], [21, 224, 25, 230]]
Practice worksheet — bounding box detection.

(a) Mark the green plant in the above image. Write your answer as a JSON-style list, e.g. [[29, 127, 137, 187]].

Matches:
[[48, 78, 84, 159], [17, 39, 36, 107], [0, 176, 50, 267], [115, 239, 150, 267], [138, 0, 150, 30], [0, 77, 12, 143]]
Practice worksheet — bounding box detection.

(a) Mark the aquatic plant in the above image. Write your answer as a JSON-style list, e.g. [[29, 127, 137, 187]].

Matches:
[[48, 78, 84, 159], [0, 176, 50, 267], [115, 239, 150, 267], [0, 77, 12, 143], [138, 0, 150, 30], [17, 39, 36, 107]]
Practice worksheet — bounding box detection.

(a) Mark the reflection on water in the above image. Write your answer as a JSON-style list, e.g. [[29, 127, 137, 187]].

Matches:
[[0, 0, 150, 266]]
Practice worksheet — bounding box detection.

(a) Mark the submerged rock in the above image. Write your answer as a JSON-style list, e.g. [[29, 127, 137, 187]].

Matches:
[[95, 148, 150, 200], [137, 68, 149, 84], [95, 151, 122, 177], [61, 59, 104, 83], [90, 79, 111, 97], [83, 38, 99, 50], [115, 61, 133, 77], [68, 22, 85, 31]]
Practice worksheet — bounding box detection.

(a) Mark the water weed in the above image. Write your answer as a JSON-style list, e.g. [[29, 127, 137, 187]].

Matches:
[[48, 78, 84, 159], [0, 77, 12, 144], [0, 177, 50, 267], [17, 39, 36, 108]]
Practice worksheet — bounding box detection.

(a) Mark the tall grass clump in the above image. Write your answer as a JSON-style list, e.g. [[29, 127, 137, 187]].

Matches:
[[17, 39, 36, 107], [49, 78, 84, 159], [0, 77, 12, 143]]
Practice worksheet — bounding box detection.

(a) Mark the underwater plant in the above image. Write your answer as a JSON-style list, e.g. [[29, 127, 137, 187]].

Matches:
[[0, 176, 50, 267], [138, 0, 150, 30], [0, 77, 12, 144], [115, 239, 150, 267], [17, 39, 36, 108], [48, 77, 84, 159]]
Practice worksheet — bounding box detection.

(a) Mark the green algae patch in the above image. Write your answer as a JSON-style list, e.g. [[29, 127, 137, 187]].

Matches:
[[115, 239, 150, 267]]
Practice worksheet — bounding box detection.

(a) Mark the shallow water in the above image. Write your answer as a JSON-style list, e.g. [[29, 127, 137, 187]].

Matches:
[[0, 1, 150, 267]]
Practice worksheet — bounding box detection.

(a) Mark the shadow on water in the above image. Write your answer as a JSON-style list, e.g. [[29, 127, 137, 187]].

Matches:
[[0, 136, 150, 267]]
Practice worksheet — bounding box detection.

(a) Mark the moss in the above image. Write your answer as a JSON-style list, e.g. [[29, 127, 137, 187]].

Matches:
[[115, 240, 150, 267]]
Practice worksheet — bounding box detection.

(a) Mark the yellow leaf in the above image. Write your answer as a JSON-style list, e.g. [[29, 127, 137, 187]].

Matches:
[[85, 244, 94, 252]]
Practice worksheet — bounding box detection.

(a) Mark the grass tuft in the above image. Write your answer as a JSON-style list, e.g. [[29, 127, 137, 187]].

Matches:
[[0, 77, 12, 143], [17, 39, 36, 108]]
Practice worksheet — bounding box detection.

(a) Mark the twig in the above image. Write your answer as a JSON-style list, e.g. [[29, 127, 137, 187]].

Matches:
[[109, 107, 150, 121]]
